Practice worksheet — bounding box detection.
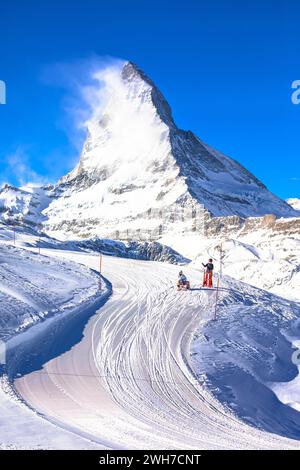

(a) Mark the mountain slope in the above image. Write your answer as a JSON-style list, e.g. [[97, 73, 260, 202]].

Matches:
[[0, 184, 52, 228], [0, 243, 102, 341]]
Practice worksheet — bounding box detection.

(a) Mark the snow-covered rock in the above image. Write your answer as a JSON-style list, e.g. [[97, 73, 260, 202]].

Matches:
[[287, 198, 300, 211], [73, 239, 189, 264], [0, 223, 188, 265], [0, 183, 53, 228]]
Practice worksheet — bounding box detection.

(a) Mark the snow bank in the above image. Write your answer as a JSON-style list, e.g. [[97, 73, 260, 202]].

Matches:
[[0, 242, 110, 449], [191, 276, 300, 440], [0, 243, 101, 340]]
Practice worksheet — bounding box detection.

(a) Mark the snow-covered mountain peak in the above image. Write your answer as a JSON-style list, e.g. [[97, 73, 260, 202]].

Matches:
[[47, 61, 297, 239], [58, 61, 180, 217], [62, 61, 178, 186], [121, 61, 175, 125], [1, 62, 298, 239]]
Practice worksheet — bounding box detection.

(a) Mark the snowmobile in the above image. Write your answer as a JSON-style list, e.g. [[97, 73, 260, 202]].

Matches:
[[177, 280, 190, 291], [177, 271, 190, 291]]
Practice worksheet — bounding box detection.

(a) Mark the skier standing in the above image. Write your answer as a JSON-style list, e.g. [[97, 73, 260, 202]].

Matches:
[[202, 259, 214, 288]]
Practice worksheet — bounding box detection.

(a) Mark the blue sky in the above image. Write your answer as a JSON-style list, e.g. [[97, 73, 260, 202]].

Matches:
[[0, 0, 299, 199]]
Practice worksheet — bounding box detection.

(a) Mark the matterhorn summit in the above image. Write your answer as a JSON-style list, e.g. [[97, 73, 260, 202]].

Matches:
[[1, 61, 297, 239]]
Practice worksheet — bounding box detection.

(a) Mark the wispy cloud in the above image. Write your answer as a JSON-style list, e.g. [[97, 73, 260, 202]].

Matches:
[[1, 147, 46, 188], [40, 55, 125, 152], [1, 56, 126, 190]]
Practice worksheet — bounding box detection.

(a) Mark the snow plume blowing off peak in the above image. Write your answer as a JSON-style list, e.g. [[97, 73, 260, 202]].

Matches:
[[62, 60, 175, 184]]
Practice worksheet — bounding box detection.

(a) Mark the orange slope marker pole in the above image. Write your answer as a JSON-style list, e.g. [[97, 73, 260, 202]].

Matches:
[[213, 274, 220, 320], [213, 243, 223, 320], [99, 253, 103, 290]]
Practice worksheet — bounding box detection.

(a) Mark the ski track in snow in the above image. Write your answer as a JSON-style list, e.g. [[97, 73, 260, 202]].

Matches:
[[12, 250, 300, 449]]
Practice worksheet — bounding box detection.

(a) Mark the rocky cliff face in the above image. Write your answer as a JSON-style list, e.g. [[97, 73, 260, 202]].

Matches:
[[204, 213, 300, 239], [0, 184, 53, 228]]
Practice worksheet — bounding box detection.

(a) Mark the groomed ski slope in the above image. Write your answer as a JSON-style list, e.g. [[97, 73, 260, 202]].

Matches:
[[13, 251, 300, 449]]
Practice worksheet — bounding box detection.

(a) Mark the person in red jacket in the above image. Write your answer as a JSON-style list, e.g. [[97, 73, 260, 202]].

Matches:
[[202, 259, 214, 288]]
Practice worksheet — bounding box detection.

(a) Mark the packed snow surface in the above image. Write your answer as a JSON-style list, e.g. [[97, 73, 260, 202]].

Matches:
[[9, 250, 300, 449]]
